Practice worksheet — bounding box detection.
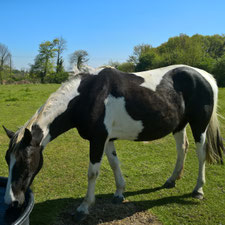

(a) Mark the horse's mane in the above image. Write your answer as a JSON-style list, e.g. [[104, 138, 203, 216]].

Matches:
[[16, 66, 114, 142], [16, 75, 83, 143]]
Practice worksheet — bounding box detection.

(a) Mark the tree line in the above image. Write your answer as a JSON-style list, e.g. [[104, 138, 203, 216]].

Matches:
[[1, 34, 225, 86], [114, 34, 225, 87], [0, 37, 89, 84]]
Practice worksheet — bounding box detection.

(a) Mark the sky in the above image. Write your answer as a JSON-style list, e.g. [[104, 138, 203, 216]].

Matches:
[[1, 0, 225, 70]]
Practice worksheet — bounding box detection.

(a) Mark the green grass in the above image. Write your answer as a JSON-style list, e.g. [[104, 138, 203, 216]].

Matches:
[[0, 84, 225, 225]]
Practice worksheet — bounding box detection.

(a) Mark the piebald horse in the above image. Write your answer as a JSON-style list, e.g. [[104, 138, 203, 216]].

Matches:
[[3, 65, 224, 221]]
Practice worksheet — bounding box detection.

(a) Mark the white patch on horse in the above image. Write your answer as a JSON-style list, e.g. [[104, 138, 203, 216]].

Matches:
[[194, 132, 207, 195], [77, 162, 101, 214], [4, 154, 16, 205], [104, 95, 144, 140], [134, 65, 186, 91]]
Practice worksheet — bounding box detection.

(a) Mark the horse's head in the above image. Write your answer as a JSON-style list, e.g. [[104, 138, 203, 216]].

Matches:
[[3, 124, 44, 207]]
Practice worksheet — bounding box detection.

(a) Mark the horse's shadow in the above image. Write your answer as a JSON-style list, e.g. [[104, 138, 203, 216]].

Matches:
[[31, 186, 197, 225]]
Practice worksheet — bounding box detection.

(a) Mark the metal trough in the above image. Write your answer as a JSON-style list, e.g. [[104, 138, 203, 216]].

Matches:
[[0, 177, 34, 225]]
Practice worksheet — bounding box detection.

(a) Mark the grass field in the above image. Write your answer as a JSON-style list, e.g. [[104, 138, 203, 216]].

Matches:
[[0, 84, 225, 225]]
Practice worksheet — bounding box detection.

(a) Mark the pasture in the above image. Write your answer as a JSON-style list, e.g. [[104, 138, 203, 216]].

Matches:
[[0, 84, 225, 225]]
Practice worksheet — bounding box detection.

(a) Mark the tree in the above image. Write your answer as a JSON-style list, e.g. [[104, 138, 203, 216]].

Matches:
[[39, 41, 57, 82], [53, 37, 67, 73], [205, 35, 225, 60], [70, 50, 89, 70], [0, 43, 11, 84], [128, 44, 152, 66], [136, 48, 163, 71], [30, 41, 57, 83], [128, 44, 165, 71]]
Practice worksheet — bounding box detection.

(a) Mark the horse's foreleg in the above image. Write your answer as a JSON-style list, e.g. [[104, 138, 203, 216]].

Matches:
[[75, 139, 106, 221], [105, 141, 125, 203], [192, 132, 206, 199], [164, 128, 189, 188], [77, 162, 101, 215]]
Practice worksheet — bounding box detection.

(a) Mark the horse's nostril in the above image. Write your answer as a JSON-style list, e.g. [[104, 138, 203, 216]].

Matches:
[[11, 200, 19, 208]]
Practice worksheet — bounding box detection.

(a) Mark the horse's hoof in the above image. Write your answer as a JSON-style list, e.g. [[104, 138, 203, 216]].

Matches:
[[112, 195, 125, 204], [163, 180, 176, 189], [73, 211, 87, 222], [192, 191, 204, 200]]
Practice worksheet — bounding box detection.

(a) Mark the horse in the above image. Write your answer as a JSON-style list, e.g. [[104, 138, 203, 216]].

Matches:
[[3, 65, 224, 221]]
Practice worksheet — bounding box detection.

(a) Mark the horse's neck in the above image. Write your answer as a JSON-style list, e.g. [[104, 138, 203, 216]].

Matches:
[[30, 76, 82, 147]]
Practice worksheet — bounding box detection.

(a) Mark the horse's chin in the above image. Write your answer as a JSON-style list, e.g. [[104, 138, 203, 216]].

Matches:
[[11, 192, 25, 208]]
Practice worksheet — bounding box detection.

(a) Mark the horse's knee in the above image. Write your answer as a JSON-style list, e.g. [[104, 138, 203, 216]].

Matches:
[[88, 162, 100, 180], [88, 171, 99, 180]]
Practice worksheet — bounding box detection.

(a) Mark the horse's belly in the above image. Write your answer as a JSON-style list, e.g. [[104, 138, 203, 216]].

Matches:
[[109, 120, 143, 140]]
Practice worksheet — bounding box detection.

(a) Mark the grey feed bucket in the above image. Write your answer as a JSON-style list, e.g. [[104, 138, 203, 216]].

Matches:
[[0, 177, 34, 225]]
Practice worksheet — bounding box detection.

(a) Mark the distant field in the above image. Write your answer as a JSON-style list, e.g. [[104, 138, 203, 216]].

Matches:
[[0, 84, 225, 225]]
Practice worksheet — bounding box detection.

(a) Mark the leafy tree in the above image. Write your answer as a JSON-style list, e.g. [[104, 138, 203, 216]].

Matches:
[[205, 35, 225, 60], [128, 44, 152, 66], [157, 34, 191, 65], [70, 50, 89, 70], [39, 41, 57, 82], [136, 48, 164, 71], [30, 40, 57, 83]]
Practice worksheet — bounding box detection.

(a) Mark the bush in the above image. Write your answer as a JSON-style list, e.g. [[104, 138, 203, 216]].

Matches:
[[117, 62, 135, 72], [45, 72, 69, 83]]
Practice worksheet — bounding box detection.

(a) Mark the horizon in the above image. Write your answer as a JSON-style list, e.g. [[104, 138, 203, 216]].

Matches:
[[1, 0, 225, 70]]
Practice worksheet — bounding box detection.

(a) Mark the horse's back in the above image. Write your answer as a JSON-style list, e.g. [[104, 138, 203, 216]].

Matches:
[[79, 65, 216, 141]]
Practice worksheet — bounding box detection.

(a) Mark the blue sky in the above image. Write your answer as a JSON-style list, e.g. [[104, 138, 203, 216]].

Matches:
[[1, 0, 225, 70]]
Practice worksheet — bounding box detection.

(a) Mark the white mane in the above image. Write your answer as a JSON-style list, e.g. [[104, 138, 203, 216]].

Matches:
[[16, 76, 82, 143], [36, 76, 82, 128]]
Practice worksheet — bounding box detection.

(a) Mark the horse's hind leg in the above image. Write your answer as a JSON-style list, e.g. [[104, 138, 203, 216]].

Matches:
[[192, 131, 207, 199], [164, 127, 189, 188], [105, 141, 125, 203], [189, 107, 211, 199]]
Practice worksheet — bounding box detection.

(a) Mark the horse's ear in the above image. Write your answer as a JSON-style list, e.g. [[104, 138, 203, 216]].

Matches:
[[22, 128, 32, 146], [2, 126, 15, 139]]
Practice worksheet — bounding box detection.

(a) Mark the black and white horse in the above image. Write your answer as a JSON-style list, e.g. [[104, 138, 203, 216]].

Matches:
[[3, 65, 224, 220]]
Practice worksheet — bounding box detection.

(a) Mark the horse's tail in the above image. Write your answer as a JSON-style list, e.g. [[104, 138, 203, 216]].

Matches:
[[206, 82, 225, 164]]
